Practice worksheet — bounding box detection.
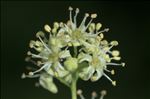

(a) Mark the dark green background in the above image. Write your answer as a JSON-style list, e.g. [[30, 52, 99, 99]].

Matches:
[[1, 1, 150, 99]]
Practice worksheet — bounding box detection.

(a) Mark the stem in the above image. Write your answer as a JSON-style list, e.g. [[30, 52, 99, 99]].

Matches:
[[71, 78, 77, 99]]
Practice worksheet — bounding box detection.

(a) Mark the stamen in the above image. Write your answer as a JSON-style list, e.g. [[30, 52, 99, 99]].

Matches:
[[96, 28, 109, 35], [28, 62, 52, 75], [25, 57, 37, 65], [106, 62, 125, 67], [103, 73, 116, 86], [37, 35, 51, 53], [77, 89, 85, 99], [100, 90, 107, 99], [79, 13, 89, 29], [74, 8, 79, 27], [27, 51, 48, 59], [111, 50, 120, 57], [68, 6, 73, 27], [37, 61, 45, 66], [21, 73, 40, 79], [91, 91, 97, 99], [84, 14, 97, 31], [105, 69, 115, 75]]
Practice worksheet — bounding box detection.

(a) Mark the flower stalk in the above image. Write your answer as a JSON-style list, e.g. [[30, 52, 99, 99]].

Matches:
[[71, 76, 77, 99]]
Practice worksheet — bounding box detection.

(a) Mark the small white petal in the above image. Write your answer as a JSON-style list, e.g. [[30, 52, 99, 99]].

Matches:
[[59, 50, 71, 58]]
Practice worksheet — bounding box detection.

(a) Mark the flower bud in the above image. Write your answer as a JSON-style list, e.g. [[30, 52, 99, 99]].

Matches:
[[64, 57, 78, 72]]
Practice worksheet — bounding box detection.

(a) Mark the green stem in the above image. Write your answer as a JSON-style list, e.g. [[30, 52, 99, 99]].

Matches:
[[71, 78, 77, 99]]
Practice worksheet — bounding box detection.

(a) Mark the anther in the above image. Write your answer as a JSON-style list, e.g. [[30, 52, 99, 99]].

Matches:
[[91, 14, 97, 18], [21, 73, 26, 79], [122, 62, 125, 67], [29, 40, 35, 48], [37, 61, 42, 66], [25, 57, 30, 62], [77, 89, 82, 95], [100, 90, 107, 96], [75, 8, 79, 13], [96, 23, 102, 31], [60, 22, 64, 27], [112, 50, 120, 57], [111, 56, 121, 60], [29, 72, 34, 76], [36, 31, 45, 38], [99, 33, 104, 39], [35, 82, 40, 87], [112, 81, 116, 86], [85, 13, 89, 17], [96, 28, 109, 35], [54, 22, 59, 29], [91, 91, 97, 99], [111, 69, 115, 75], [69, 6, 73, 11], [77, 89, 85, 99], [27, 51, 31, 55], [110, 41, 118, 46], [44, 24, 51, 32]]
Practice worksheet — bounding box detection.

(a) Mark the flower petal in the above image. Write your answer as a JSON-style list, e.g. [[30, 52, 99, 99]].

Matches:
[[78, 52, 92, 63], [39, 74, 58, 94], [91, 69, 103, 82], [79, 66, 95, 81]]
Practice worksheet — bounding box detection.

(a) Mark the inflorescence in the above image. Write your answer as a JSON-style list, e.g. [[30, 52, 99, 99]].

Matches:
[[22, 6, 125, 98]]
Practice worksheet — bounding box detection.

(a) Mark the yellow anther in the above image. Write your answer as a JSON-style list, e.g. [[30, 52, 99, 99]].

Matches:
[[110, 41, 118, 46], [112, 81, 116, 86], [96, 23, 102, 31], [91, 14, 97, 18], [101, 90, 107, 96], [54, 22, 59, 29], [112, 50, 120, 57], [77, 89, 82, 95], [122, 62, 125, 67], [29, 72, 34, 76], [44, 24, 51, 32], [111, 69, 115, 75]]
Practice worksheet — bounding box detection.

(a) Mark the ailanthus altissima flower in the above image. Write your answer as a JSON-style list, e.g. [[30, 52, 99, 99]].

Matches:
[[22, 6, 125, 99]]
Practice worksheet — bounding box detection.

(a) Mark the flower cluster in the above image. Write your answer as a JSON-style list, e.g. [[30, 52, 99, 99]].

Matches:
[[22, 6, 125, 96]]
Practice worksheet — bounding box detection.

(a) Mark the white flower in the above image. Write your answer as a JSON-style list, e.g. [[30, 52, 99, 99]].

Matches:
[[78, 39, 125, 86], [22, 6, 125, 95]]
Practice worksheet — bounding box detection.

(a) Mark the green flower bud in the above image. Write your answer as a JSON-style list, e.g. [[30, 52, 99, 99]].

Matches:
[[64, 57, 78, 72]]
